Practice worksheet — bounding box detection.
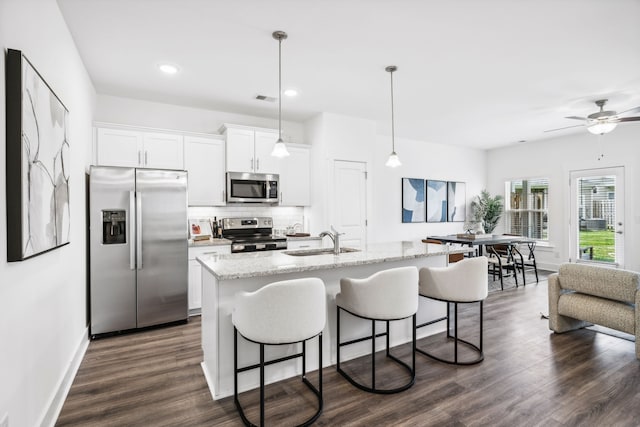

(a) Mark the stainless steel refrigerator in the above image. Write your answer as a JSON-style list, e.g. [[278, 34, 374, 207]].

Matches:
[[89, 166, 188, 337]]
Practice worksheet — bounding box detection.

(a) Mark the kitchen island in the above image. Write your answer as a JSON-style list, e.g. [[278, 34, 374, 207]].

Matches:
[[198, 240, 472, 400]]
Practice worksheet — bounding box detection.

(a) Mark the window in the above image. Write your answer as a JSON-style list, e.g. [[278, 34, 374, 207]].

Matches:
[[505, 178, 548, 240]]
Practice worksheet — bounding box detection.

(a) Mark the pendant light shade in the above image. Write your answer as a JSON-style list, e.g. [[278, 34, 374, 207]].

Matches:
[[271, 30, 290, 158], [385, 65, 401, 168]]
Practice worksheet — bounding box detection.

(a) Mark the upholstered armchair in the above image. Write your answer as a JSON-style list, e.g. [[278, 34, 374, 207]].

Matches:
[[548, 263, 640, 359]]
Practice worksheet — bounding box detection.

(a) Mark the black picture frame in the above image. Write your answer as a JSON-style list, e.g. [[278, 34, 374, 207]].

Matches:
[[6, 49, 70, 262]]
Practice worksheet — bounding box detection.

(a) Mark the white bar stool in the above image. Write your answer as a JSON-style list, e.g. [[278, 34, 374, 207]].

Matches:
[[417, 256, 488, 365], [232, 277, 326, 426], [336, 266, 418, 394]]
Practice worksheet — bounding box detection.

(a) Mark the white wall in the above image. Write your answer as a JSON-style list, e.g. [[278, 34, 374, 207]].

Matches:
[[487, 126, 640, 271], [305, 113, 376, 237], [371, 134, 487, 243], [0, 0, 95, 426], [305, 112, 487, 242], [95, 94, 306, 144]]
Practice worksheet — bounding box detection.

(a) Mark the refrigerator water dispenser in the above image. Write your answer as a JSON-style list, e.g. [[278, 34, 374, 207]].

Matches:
[[102, 210, 126, 244]]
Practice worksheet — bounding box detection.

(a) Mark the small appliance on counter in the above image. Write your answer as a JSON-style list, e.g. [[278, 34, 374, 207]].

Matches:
[[221, 217, 287, 253]]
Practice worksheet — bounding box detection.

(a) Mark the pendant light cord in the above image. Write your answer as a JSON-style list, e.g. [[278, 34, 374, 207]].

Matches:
[[278, 36, 282, 141], [390, 69, 395, 152]]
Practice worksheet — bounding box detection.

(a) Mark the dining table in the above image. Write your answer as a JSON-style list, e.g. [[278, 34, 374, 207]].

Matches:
[[426, 234, 535, 257]]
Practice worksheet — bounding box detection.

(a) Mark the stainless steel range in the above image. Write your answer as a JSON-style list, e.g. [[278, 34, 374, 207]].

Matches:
[[221, 217, 287, 253]]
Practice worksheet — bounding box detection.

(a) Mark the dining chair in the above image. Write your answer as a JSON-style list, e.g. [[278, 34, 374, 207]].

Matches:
[[486, 244, 521, 290], [503, 234, 539, 284]]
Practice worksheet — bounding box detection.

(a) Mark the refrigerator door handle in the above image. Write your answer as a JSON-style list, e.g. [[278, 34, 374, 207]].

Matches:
[[136, 191, 143, 270], [129, 191, 136, 270]]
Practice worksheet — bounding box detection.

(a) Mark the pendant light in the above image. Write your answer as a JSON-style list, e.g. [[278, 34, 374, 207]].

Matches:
[[271, 30, 290, 158], [385, 65, 401, 167]]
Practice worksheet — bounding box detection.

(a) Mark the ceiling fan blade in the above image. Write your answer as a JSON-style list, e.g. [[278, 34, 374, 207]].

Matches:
[[616, 106, 640, 117], [565, 116, 587, 121], [544, 124, 585, 133], [617, 116, 640, 122]]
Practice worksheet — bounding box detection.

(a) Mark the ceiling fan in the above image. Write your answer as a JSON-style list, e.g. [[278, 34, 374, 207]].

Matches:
[[545, 99, 640, 135]]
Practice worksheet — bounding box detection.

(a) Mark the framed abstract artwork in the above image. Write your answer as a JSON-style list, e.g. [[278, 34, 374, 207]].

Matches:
[[6, 49, 70, 261], [447, 181, 466, 222], [402, 178, 425, 223], [426, 180, 447, 222]]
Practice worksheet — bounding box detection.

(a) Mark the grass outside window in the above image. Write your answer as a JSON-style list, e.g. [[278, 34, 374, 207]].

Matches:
[[579, 230, 615, 262]]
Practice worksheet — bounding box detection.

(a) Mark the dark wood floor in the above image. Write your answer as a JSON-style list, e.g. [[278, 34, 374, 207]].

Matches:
[[56, 275, 640, 426]]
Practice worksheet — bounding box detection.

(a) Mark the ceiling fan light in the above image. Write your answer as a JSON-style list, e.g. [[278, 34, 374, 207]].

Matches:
[[385, 151, 402, 168], [588, 122, 617, 135], [271, 138, 290, 157]]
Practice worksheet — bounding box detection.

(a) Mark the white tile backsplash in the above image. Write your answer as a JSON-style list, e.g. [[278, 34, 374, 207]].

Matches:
[[188, 206, 306, 234]]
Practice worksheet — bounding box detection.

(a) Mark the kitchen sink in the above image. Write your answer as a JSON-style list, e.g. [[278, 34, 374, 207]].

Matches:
[[283, 247, 360, 256]]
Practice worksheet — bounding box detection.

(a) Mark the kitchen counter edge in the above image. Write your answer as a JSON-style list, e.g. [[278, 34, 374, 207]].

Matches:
[[197, 241, 474, 280]]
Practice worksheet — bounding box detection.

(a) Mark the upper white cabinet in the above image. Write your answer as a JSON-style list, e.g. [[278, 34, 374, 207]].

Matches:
[[222, 125, 280, 174], [142, 132, 184, 170], [279, 144, 311, 206], [184, 135, 226, 206], [95, 126, 184, 170]]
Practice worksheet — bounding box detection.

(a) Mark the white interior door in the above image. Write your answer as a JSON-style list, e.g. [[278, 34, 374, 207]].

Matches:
[[569, 167, 624, 267], [332, 160, 367, 248]]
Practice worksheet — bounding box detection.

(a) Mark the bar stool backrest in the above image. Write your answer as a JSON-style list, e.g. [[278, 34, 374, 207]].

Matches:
[[419, 256, 488, 302], [232, 278, 326, 344]]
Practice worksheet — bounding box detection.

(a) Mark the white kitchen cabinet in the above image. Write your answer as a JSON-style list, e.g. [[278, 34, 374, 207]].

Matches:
[[142, 132, 184, 169], [287, 238, 322, 250], [95, 128, 143, 168], [222, 125, 280, 174], [95, 126, 184, 170], [279, 144, 311, 206], [188, 244, 231, 313], [184, 135, 225, 206]]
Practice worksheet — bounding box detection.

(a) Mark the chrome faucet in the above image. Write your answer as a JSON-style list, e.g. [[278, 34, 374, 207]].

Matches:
[[319, 226, 343, 255]]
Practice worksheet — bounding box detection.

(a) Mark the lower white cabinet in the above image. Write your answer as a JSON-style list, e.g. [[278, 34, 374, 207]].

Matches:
[[188, 244, 231, 313], [287, 238, 322, 250]]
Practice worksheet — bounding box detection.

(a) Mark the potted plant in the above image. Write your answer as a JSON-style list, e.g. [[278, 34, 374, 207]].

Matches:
[[470, 190, 504, 234]]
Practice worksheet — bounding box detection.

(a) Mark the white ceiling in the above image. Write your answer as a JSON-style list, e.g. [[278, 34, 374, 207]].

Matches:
[[57, 0, 640, 149]]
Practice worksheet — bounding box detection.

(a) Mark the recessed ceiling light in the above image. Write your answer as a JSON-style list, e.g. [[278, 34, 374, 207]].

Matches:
[[283, 89, 298, 97], [158, 64, 179, 75]]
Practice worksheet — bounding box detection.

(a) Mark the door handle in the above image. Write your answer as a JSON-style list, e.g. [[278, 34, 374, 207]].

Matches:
[[616, 230, 623, 234], [256, 158, 260, 171], [138, 151, 142, 166], [136, 191, 143, 270], [144, 151, 148, 166], [129, 191, 135, 270], [251, 158, 254, 170]]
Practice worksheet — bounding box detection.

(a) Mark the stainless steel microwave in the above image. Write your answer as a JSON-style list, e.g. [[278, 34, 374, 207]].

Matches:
[[226, 172, 279, 204]]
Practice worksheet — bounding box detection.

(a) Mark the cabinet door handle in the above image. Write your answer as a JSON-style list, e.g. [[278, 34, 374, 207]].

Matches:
[[138, 151, 142, 165], [250, 158, 254, 170], [144, 151, 148, 165], [256, 158, 260, 171]]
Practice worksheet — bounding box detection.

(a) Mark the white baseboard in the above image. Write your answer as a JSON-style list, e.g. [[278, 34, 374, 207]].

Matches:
[[39, 328, 89, 427]]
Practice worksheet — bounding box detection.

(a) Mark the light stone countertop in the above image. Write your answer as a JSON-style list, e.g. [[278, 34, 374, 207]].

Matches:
[[286, 235, 322, 241], [197, 240, 473, 280], [188, 238, 232, 247]]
